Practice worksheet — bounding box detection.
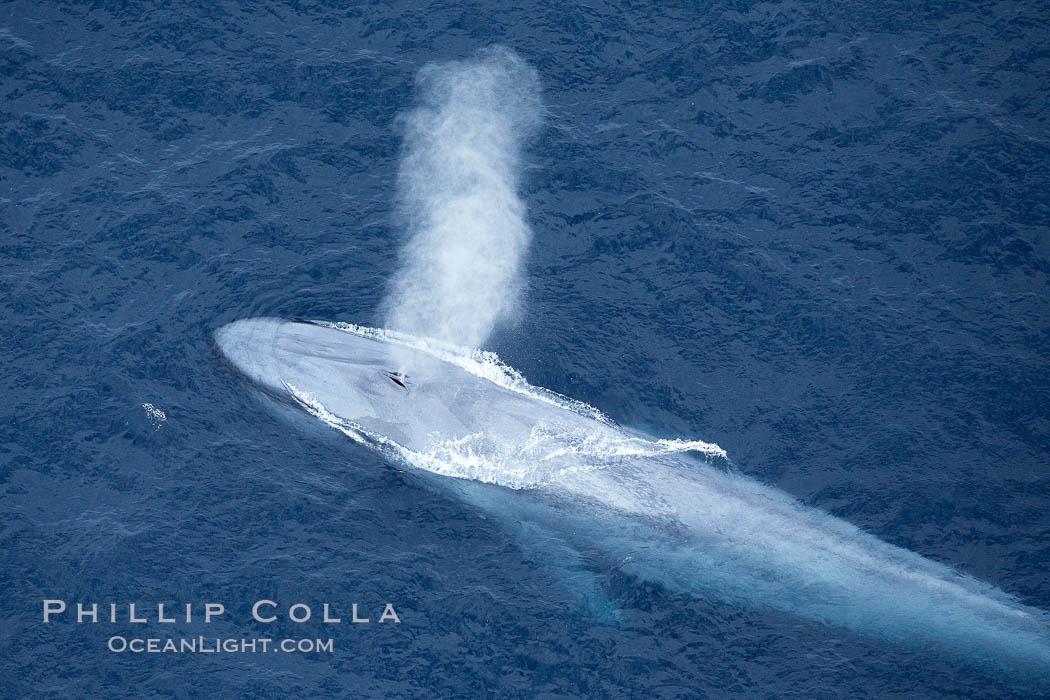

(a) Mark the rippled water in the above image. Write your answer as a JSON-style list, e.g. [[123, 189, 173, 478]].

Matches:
[[3, 1, 1048, 697]]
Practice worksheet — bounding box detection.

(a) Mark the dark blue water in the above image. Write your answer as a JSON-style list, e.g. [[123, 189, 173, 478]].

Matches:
[[3, 1, 1048, 697]]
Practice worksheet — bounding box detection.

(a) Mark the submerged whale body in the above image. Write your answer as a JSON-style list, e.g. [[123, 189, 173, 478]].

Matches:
[[214, 317, 1050, 678]]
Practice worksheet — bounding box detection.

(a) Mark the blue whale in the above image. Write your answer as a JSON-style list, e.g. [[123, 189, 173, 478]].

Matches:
[[214, 317, 1050, 679]]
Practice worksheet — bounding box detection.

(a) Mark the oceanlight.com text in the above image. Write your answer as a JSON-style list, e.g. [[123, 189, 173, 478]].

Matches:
[[107, 636, 334, 654]]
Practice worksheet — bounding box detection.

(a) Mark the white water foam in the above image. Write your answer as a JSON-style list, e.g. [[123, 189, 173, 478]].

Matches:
[[141, 403, 166, 430]]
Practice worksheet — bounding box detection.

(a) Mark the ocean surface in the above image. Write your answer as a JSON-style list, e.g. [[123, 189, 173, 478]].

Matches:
[[2, 1, 1049, 697]]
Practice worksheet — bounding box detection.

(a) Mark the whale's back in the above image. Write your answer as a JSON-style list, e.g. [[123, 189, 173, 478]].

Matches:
[[213, 317, 631, 485]]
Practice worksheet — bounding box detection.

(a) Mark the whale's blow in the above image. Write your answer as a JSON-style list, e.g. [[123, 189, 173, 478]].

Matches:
[[381, 47, 542, 358]]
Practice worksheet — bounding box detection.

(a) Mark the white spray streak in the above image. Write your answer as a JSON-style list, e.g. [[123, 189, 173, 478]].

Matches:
[[382, 47, 542, 356]]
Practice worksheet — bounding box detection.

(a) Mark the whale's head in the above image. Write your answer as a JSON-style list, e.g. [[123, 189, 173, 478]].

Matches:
[[213, 317, 413, 418]]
